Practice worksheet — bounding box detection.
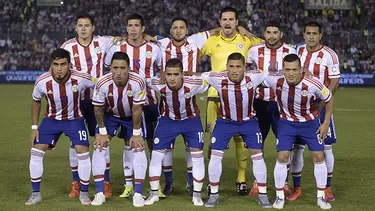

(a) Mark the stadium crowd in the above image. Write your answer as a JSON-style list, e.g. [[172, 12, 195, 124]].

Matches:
[[0, 0, 373, 72]]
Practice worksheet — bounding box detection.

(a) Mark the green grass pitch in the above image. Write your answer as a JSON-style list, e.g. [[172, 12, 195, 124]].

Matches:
[[1, 85, 374, 211]]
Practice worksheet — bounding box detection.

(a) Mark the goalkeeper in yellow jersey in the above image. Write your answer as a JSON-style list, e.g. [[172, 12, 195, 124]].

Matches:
[[200, 6, 263, 196]]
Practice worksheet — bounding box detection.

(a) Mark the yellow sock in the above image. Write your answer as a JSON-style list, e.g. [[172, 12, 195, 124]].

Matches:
[[234, 136, 248, 183]]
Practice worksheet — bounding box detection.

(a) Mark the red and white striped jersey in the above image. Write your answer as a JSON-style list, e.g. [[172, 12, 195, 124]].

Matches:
[[201, 71, 265, 122], [297, 44, 340, 87], [92, 72, 146, 118], [247, 43, 296, 101], [159, 31, 210, 72], [105, 40, 162, 106], [263, 74, 332, 122], [32, 71, 94, 120], [146, 75, 208, 121]]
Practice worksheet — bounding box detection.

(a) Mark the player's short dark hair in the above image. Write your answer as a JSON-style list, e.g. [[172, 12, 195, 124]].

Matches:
[[50, 48, 71, 63], [227, 52, 245, 64], [220, 7, 238, 20], [283, 54, 301, 67], [171, 17, 189, 28], [265, 20, 282, 31], [76, 13, 95, 25], [304, 21, 321, 33], [126, 13, 144, 26], [111, 51, 130, 66], [165, 58, 183, 73]]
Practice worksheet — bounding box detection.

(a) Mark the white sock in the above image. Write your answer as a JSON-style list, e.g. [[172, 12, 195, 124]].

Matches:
[[251, 153, 267, 193], [291, 144, 305, 177], [92, 149, 106, 182], [123, 145, 134, 187], [185, 147, 193, 174], [162, 149, 173, 174], [208, 150, 224, 194], [149, 150, 164, 190], [133, 150, 147, 185], [274, 160, 288, 197], [69, 147, 78, 176], [324, 145, 334, 185], [191, 150, 205, 192], [30, 148, 45, 184], [77, 152, 91, 186], [314, 161, 328, 190]]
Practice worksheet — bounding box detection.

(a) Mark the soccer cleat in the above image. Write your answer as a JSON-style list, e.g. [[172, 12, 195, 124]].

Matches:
[[186, 183, 194, 196], [79, 192, 91, 205], [145, 191, 159, 206], [284, 182, 291, 198], [317, 197, 332, 209], [133, 193, 145, 207], [249, 181, 259, 197], [192, 192, 204, 206], [236, 181, 248, 196], [324, 187, 335, 201], [158, 186, 166, 198], [25, 193, 42, 205], [272, 196, 285, 209], [104, 181, 112, 198], [258, 193, 273, 208], [69, 181, 80, 198], [287, 187, 302, 201], [119, 185, 134, 198], [91, 192, 106, 206], [162, 184, 174, 196], [205, 194, 219, 208]]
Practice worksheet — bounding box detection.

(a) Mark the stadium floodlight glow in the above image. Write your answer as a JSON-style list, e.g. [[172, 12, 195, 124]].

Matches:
[[61, 1, 64, 5]]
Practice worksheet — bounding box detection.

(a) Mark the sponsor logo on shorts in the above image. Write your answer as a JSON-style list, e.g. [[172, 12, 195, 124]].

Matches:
[[211, 137, 216, 144], [154, 138, 160, 144]]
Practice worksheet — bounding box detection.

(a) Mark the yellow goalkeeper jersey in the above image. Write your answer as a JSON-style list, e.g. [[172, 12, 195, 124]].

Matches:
[[200, 32, 263, 98]]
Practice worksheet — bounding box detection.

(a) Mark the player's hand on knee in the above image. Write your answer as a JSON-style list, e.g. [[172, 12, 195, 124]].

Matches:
[[30, 129, 39, 147], [130, 135, 145, 152], [94, 134, 110, 151]]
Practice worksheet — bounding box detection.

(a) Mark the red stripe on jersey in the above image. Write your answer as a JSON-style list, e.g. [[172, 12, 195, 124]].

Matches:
[[276, 78, 286, 119], [258, 47, 265, 70], [305, 77, 323, 90], [298, 47, 305, 57], [59, 83, 68, 120], [234, 83, 243, 120], [245, 76, 253, 118], [186, 41, 193, 72], [127, 84, 133, 110], [172, 90, 181, 120], [221, 79, 230, 120], [300, 83, 312, 121], [163, 41, 173, 72], [71, 79, 80, 118], [269, 48, 277, 72], [184, 86, 193, 117], [107, 84, 115, 115], [117, 87, 126, 118], [314, 51, 324, 78], [35, 73, 51, 86], [83, 46, 92, 74], [133, 46, 140, 74], [146, 88, 155, 106], [94, 41, 102, 78], [192, 95, 200, 116], [46, 80, 56, 119], [195, 48, 200, 73], [72, 45, 81, 71], [145, 44, 152, 78], [120, 44, 127, 54], [303, 52, 312, 70], [287, 86, 299, 122], [160, 87, 169, 118]]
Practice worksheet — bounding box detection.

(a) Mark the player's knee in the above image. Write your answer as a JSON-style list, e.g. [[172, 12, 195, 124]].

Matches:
[[277, 151, 290, 163], [248, 148, 262, 156], [32, 144, 49, 152], [324, 144, 332, 151], [311, 151, 325, 163], [74, 145, 89, 154]]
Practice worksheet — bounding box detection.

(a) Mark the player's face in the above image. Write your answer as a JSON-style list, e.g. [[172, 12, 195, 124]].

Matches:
[[127, 19, 145, 40], [283, 61, 303, 85], [165, 67, 183, 90], [227, 59, 245, 83], [51, 58, 70, 80], [264, 26, 283, 47], [303, 26, 322, 49], [111, 59, 130, 84], [171, 20, 188, 42], [220, 12, 238, 37], [76, 18, 94, 40]]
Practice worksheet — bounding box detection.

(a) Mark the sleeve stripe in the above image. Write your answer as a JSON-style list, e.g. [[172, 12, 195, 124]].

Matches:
[[305, 78, 323, 90], [323, 46, 339, 64], [96, 76, 112, 89]]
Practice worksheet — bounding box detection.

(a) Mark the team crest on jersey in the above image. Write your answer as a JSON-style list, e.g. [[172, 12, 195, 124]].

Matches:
[[301, 90, 308, 97], [146, 51, 153, 59], [237, 42, 244, 50], [154, 138, 160, 144], [94, 46, 102, 54], [315, 57, 322, 64], [184, 92, 191, 98], [126, 90, 133, 97], [185, 44, 192, 52], [71, 85, 78, 92], [246, 82, 253, 89]]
